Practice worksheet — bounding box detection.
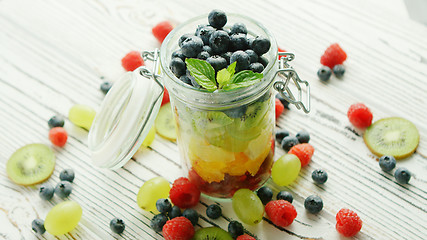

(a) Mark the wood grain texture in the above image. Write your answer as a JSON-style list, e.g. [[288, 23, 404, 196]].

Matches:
[[1, 0, 426, 239]]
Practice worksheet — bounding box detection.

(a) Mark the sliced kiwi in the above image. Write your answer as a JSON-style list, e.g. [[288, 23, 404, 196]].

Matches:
[[191, 110, 233, 146], [6, 143, 55, 185], [364, 117, 419, 159], [193, 227, 233, 240], [155, 103, 177, 141], [228, 102, 271, 141]]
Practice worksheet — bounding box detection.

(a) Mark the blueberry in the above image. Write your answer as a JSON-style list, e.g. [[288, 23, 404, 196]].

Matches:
[[312, 169, 328, 184], [251, 36, 271, 55], [209, 30, 230, 54], [333, 64, 345, 78], [379, 155, 396, 172], [249, 62, 264, 73], [181, 36, 204, 58], [230, 50, 250, 72], [155, 198, 172, 213], [182, 209, 198, 226], [168, 206, 182, 219], [245, 49, 258, 63], [275, 93, 290, 109], [258, 56, 269, 67], [32, 219, 46, 234], [394, 167, 411, 184], [179, 71, 195, 86], [54, 181, 72, 198], [203, 45, 213, 55], [196, 25, 216, 45], [221, 52, 232, 64], [206, 56, 227, 72], [208, 9, 227, 28], [197, 51, 210, 60], [228, 220, 244, 238], [295, 130, 310, 143], [276, 191, 293, 203], [304, 195, 323, 214], [206, 204, 222, 219], [223, 105, 247, 118], [48, 115, 65, 129], [281, 136, 299, 151], [178, 33, 194, 48], [172, 49, 185, 61], [317, 66, 332, 81], [229, 33, 249, 51], [230, 22, 247, 35], [110, 217, 125, 234], [59, 169, 75, 182], [39, 183, 54, 200], [170, 57, 186, 77], [256, 186, 273, 205], [275, 129, 290, 143], [150, 214, 168, 232], [100, 81, 113, 94]]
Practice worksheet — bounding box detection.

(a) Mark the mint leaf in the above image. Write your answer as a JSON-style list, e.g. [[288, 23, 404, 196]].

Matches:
[[217, 69, 231, 88], [185, 58, 217, 91], [222, 70, 263, 90], [227, 61, 237, 76]]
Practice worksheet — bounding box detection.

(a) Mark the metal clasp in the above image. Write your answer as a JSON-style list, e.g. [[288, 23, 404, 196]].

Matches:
[[140, 49, 164, 94], [273, 52, 310, 113]]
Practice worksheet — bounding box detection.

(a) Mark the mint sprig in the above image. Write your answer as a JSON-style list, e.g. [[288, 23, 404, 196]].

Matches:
[[185, 59, 263, 92]]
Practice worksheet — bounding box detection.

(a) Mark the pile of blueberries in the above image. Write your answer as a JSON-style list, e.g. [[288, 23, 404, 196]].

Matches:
[[170, 9, 271, 88]]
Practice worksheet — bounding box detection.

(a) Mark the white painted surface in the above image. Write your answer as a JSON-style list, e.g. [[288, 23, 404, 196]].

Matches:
[[1, 0, 426, 239]]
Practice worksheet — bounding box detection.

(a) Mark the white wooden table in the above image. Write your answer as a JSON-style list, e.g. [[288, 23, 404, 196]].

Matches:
[[1, 0, 426, 239]]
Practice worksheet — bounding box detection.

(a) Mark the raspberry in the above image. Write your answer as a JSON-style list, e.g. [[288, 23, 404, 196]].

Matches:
[[320, 43, 347, 69], [162, 217, 194, 240], [49, 127, 68, 147], [152, 21, 174, 43], [121, 51, 145, 72], [288, 143, 314, 167], [161, 88, 170, 106], [169, 177, 200, 209], [275, 98, 284, 120], [347, 103, 373, 128], [278, 47, 286, 59], [265, 200, 297, 227], [336, 208, 362, 237], [237, 234, 256, 240]]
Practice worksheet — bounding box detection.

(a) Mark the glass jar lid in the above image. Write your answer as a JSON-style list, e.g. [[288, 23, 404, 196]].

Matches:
[[88, 67, 163, 169]]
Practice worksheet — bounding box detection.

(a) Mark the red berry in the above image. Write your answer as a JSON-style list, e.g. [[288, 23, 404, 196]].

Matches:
[[49, 127, 68, 147], [161, 88, 170, 106], [320, 43, 347, 69], [288, 143, 314, 167], [121, 51, 145, 72], [237, 234, 256, 240], [265, 200, 297, 227], [169, 177, 200, 209], [336, 208, 362, 237], [278, 47, 286, 59], [275, 98, 284, 120], [347, 103, 373, 128], [152, 21, 174, 43], [162, 217, 195, 240]]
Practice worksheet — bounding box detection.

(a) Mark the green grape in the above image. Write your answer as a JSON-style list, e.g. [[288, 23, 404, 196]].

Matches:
[[140, 126, 156, 148], [68, 104, 96, 130], [271, 154, 301, 186], [45, 201, 82, 236], [232, 188, 264, 225], [137, 176, 170, 213]]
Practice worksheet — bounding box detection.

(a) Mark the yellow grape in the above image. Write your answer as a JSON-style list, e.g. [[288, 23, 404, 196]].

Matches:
[[232, 188, 264, 225], [45, 201, 82, 236], [68, 104, 96, 130], [137, 177, 170, 213]]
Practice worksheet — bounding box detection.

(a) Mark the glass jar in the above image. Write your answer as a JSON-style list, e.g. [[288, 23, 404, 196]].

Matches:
[[88, 13, 310, 198]]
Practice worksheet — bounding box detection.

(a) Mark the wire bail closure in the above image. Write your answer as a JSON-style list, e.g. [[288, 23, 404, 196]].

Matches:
[[140, 49, 163, 89], [273, 52, 310, 113]]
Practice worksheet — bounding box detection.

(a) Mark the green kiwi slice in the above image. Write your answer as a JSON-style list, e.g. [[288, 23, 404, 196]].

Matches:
[[6, 143, 55, 185], [155, 103, 177, 141], [193, 227, 233, 240], [364, 117, 419, 159]]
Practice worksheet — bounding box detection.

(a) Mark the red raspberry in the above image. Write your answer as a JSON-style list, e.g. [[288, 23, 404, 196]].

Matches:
[[336, 208, 362, 237], [161, 88, 170, 106], [288, 143, 314, 167], [236, 234, 256, 240], [49, 127, 68, 147], [169, 177, 200, 209], [275, 98, 284, 120], [347, 103, 373, 128], [121, 51, 145, 72], [265, 200, 297, 227], [152, 21, 174, 43], [320, 43, 347, 69], [278, 47, 286, 59], [162, 217, 194, 240]]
